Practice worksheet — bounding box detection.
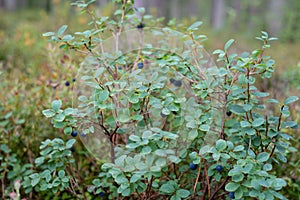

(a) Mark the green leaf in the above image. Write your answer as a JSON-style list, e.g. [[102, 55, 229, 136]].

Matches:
[[229, 105, 245, 114], [252, 118, 265, 127], [176, 189, 190, 198], [187, 21, 203, 31], [235, 187, 243, 199], [52, 100, 62, 111], [224, 39, 234, 51], [58, 170, 65, 178], [57, 25, 68, 37], [232, 174, 244, 182], [130, 174, 141, 183], [233, 145, 244, 152], [263, 163, 272, 171], [257, 152, 270, 163], [216, 139, 227, 151], [66, 139, 76, 149], [43, 32, 55, 37], [0, 144, 11, 153], [98, 90, 109, 102], [122, 187, 131, 196], [64, 127, 73, 135], [160, 183, 175, 194], [199, 124, 210, 132], [284, 96, 299, 105], [225, 182, 240, 192], [188, 129, 198, 140], [54, 113, 65, 122]]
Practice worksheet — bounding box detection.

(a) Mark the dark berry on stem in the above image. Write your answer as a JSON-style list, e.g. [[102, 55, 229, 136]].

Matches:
[[137, 23, 145, 29], [71, 130, 78, 137], [189, 163, 198, 170], [80, 132, 86, 138], [65, 81, 70, 86], [170, 78, 182, 87], [72, 78, 76, 82], [229, 191, 235, 199], [160, 112, 167, 118], [69, 146, 75, 152], [216, 165, 223, 172], [226, 111, 232, 116], [137, 62, 144, 69], [99, 191, 105, 197]]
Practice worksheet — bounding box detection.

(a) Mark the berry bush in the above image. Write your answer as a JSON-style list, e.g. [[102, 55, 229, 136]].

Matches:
[[1, 0, 298, 199]]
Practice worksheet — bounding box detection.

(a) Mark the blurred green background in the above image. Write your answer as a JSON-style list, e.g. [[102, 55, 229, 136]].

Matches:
[[0, 0, 299, 199]]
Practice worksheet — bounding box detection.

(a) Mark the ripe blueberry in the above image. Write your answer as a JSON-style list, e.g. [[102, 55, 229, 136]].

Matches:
[[72, 78, 76, 82], [65, 81, 70, 86], [71, 130, 78, 137], [216, 165, 223, 172], [160, 112, 167, 118], [99, 191, 105, 197], [189, 163, 198, 170], [137, 62, 144, 69], [136, 23, 145, 29], [226, 111, 232, 116], [80, 132, 86, 138], [69, 146, 75, 152], [229, 191, 235, 199], [169, 78, 182, 87]]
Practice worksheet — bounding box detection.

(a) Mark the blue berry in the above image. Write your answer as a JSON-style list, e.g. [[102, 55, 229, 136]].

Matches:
[[136, 23, 145, 29], [80, 132, 86, 138], [160, 112, 167, 118], [71, 130, 78, 137], [169, 78, 182, 87], [69, 146, 75, 152], [65, 81, 70, 86], [137, 62, 144, 69], [189, 163, 198, 170], [72, 78, 76, 82], [229, 191, 235, 199], [99, 191, 105, 197], [226, 111, 232, 116], [216, 165, 223, 172]]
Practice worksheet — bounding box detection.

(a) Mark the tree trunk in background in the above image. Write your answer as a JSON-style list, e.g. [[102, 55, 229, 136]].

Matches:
[[4, 0, 17, 11], [170, 0, 180, 19], [267, 0, 285, 35], [184, 0, 198, 18], [45, 0, 52, 13], [0, 0, 5, 9], [231, 0, 241, 30], [248, 2, 258, 31], [210, 0, 225, 30]]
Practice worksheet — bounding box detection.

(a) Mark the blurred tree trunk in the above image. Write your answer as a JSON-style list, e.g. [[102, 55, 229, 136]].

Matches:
[[97, 0, 108, 7], [248, 2, 258, 31], [267, 0, 285, 35], [170, 0, 180, 19], [231, 0, 241, 30], [3, 0, 18, 11], [210, 0, 225, 29], [45, 0, 52, 13], [0, 0, 5, 9]]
